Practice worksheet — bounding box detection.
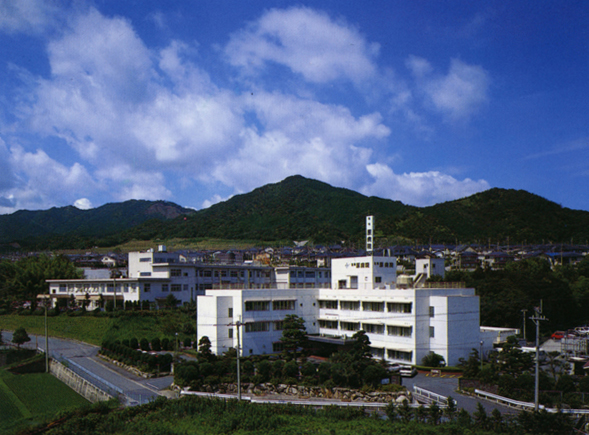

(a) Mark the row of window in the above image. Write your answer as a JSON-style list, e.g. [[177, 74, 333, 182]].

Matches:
[[318, 300, 412, 313], [289, 271, 330, 278], [244, 300, 297, 311], [318, 320, 413, 337], [57, 284, 138, 293], [171, 269, 272, 279], [244, 321, 284, 333], [351, 262, 394, 268]]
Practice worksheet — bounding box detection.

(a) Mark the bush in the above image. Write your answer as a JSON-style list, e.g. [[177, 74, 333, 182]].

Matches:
[[421, 352, 445, 368], [140, 338, 150, 351], [151, 337, 162, 352]]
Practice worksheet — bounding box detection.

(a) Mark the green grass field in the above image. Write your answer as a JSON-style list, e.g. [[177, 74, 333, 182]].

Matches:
[[0, 315, 114, 346], [0, 310, 196, 346], [0, 368, 88, 433]]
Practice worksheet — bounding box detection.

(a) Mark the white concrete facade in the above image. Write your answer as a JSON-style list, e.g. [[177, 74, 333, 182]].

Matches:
[[46, 250, 330, 309], [198, 254, 484, 366], [198, 288, 319, 356]]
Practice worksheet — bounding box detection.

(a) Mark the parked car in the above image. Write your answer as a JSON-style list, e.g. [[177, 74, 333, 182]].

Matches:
[[399, 366, 418, 377], [551, 331, 566, 340], [388, 363, 402, 373]]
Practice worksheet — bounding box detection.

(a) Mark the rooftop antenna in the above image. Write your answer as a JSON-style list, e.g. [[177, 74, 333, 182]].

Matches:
[[366, 216, 374, 255]]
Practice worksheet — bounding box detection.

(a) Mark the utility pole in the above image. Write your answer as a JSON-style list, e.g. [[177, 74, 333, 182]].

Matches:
[[236, 318, 242, 401], [530, 305, 548, 412], [44, 297, 49, 373], [521, 309, 528, 342]]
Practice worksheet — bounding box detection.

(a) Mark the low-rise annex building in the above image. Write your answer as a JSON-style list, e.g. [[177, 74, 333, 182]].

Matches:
[[198, 254, 487, 366], [45, 247, 331, 309]]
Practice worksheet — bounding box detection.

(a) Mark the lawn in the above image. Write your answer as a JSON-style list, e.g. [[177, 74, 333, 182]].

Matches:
[[0, 368, 88, 433], [0, 315, 113, 346], [0, 310, 196, 347]]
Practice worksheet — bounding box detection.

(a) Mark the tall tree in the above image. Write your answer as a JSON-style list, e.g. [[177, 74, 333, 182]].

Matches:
[[280, 314, 307, 359], [12, 327, 30, 349], [9, 255, 81, 309]]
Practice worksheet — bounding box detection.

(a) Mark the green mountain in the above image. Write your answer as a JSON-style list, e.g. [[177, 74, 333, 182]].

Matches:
[[2, 175, 589, 249], [126, 175, 413, 243], [0, 200, 194, 247]]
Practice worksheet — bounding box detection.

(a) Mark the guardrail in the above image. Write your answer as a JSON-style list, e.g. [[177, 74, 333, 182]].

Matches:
[[474, 389, 589, 415], [413, 386, 451, 407]]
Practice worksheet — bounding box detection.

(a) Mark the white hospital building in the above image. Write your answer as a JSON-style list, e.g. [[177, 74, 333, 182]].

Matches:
[[46, 218, 508, 366], [198, 253, 483, 366]]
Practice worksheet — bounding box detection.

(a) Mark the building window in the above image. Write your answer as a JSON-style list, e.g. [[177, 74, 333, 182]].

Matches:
[[144, 284, 151, 292], [340, 321, 360, 331], [387, 325, 412, 337], [340, 301, 360, 311], [273, 300, 295, 310], [371, 347, 384, 358], [318, 300, 338, 309], [430, 327, 435, 338], [140, 272, 151, 276], [244, 322, 270, 333], [59, 285, 66, 293], [387, 302, 412, 313], [429, 306, 435, 318], [273, 342, 285, 352], [274, 321, 284, 331], [362, 323, 384, 334], [204, 270, 212, 277], [305, 271, 315, 278], [375, 276, 382, 283], [387, 349, 413, 362], [171, 269, 182, 277], [140, 257, 151, 262], [362, 301, 384, 312], [162, 284, 169, 292], [228, 308, 233, 318], [228, 329, 233, 338], [245, 301, 270, 311], [319, 320, 338, 329], [171, 284, 181, 292]]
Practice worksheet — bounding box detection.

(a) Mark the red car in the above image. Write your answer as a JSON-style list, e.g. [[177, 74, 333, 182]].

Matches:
[[551, 331, 565, 340]]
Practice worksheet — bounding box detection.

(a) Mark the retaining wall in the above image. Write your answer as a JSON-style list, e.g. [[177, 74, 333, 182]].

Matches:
[[50, 359, 113, 403]]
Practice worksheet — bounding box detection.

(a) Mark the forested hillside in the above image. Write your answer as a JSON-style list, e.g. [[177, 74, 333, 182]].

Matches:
[[2, 175, 589, 250]]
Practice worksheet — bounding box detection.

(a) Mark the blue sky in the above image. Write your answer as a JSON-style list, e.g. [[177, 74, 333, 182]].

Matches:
[[0, 1, 587, 214]]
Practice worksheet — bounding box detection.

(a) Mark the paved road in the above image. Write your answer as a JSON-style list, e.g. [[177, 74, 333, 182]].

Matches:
[[401, 371, 518, 415], [3, 332, 173, 405]]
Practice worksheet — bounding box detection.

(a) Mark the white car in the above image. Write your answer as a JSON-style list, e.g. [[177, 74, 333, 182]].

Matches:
[[399, 366, 418, 377]]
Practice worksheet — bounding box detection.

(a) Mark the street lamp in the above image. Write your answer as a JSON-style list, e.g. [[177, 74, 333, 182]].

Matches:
[[479, 341, 484, 372]]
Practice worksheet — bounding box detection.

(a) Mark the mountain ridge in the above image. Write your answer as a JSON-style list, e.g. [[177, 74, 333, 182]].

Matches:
[[2, 175, 589, 249]]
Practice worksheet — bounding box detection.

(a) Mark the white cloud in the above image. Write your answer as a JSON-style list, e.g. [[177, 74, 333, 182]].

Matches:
[[0, 146, 97, 213], [363, 163, 490, 206], [405, 55, 433, 78], [225, 7, 379, 85], [406, 57, 489, 121], [74, 198, 93, 210], [4, 6, 493, 214], [422, 58, 490, 121], [95, 165, 171, 202], [207, 92, 389, 192], [0, 0, 58, 34], [201, 193, 232, 209]]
